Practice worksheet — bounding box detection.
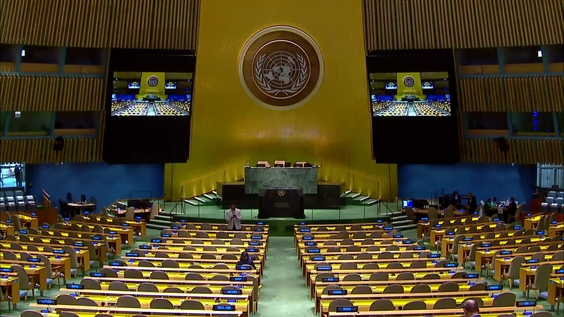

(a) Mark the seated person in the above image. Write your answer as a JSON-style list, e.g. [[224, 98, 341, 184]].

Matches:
[[463, 192, 478, 214], [502, 197, 517, 223], [236, 251, 256, 269], [449, 191, 461, 209], [482, 198, 496, 217]]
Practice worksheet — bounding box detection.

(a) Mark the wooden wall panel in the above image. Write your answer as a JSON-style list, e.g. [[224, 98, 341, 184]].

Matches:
[[364, 0, 564, 50], [0, 75, 104, 112], [0, 138, 101, 163], [461, 138, 564, 164], [1, 0, 200, 50]]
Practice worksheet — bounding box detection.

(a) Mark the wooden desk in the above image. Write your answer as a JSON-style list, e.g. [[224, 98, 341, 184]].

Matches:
[[0, 276, 20, 308], [410, 207, 466, 217], [1, 263, 46, 295], [0, 254, 71, 279], [31, 230, 122, 254], [67, 203, 96, 215], [457, 239, 556, 268], [430, 222, 498, 245], [30, 304, 244, 317], [182, 222, 269, 231], [326, 306, 545, 317], [79, 216, 147, 237], [59, 222, 134, 246], [300, 249, 429, 267], [0, 223, 15, 237], [441, 231, 518, 256], [0, 241, 91, 271], [547, 277, 564, 311], [519, 266, 564, 294], [491, 250, 563, 281], [549, 223, 564, 238], [120, 257, 264, 276], [297, 244, 416, 263], [10, 234, 107, 263], [417, 216, 480, 238]]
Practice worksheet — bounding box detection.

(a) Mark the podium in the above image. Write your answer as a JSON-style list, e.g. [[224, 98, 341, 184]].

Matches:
[[258, 189, 305, 219]]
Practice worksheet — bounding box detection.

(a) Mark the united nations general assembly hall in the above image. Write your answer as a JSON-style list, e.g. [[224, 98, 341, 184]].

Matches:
[[1, 0, 563, 316]]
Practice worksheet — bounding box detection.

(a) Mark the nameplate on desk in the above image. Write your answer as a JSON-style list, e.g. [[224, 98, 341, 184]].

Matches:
[[151, 239, 162, 243], [428, 253, 440, 258], [89, 272, 106, 277], [28, 257, 40, 262], [140, 245, 151, 249], [251, 235, 262, 240], [376, 219, 383, 223], [526, 213, 532, 217], [403, 239, 413, 244], [161, 233, 171, 238], [552, 220, 558, 224], [213, 304, 235, 311], [92, 236, 102, 240], [421, 217, 428, 221], [473, 211, 478, 215], [316, 266, 332, 271], [0, 268, 13, 273], [311, 256, 325, 261], [306, 248, 320, 253], [125, 253, 139, 257], [464, 237, 473, 241], [464, 273, 479, 279], [109, 261, 122, 266], [19, 230, 27, 234], [222, 289, 242, 295], [383, 226, 393, 231], [171, 225, 180, 229], [66, 284, 84, 289], [236, 265, 252, 270], [481, 243, 491, 247], [305, 241, 317, 246], [555, 269, 564, 274], [53, 250, 66, 255], [134, 216, 142, 220], [74, 243, 83, 247], [5, 219, 11, 223], [487, 285, 502, 291], [230, 276, 247, 282], [321, 277, 338, 282], [499, 251, 512, 255], [445, 231, 455, 235], [336, 306, 358, 313], [303, 236, 313, 240], [434, 224, 442, 228], [254, 228, 264, 232], [37, 298, 57, 305], [246, 248, 258, 252], [83, 211, 90, 215], [516, 300, 536, 307], [180, 219, 186, 222], [257, 221, 264, 225], [526, 259, 539, 264], [299, 222, 306, 225], [536, 230, 545, 235], [445, 263, 458, 267], [64, 218, 70, 221], [108, 230, 117, 234], [513, 226, 521, 230], [249, 241, 260, 246], [328, 289, 347, 295], [393, 234, 403, 239], [30, 212, 36, 216], [41, 224, 50, 229], [299, 228, 310, 232], [121, 223, 128, 226]]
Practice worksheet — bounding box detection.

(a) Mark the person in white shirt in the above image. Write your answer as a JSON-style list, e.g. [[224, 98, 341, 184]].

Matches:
[[226, 204, 242, 230]]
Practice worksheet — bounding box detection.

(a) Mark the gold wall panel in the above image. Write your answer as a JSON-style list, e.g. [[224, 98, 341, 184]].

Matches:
[[165, 0, 398, 201], [363, 0, 564, 50], [0, 75, 104, 111], [461, 138, 564, 164], [0, 138, 101, 163], [1, 0, 199, 49]]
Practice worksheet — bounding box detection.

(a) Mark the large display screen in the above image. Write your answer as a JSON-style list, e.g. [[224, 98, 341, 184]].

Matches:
[[103, 49, 195, 164], [370, 72, 451, 117], [367, 49, 459, 164]]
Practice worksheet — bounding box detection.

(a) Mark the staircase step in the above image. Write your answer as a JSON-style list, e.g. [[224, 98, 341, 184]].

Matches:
[[391, 219, 413, 226], [183, 199, 198, 206], [390, 211, 404, 217], [212, 190, 222, 199], [350, 193, 361, 199], [154, 214, 172, 221], [194, 197, 207, 203], [149, 219, 172, 226], [365, 199, 378, 205], [391, 215, 408, 221], [159, 211, 174, 216], [394, 223, 417, 231], [203, 194, 215, 200], [358, 196, 370, 202], [342, 190, 352, 197], [147, 223, 170, 230]]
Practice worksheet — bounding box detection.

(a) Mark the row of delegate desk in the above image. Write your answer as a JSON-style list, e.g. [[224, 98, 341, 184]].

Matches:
[[293, 221, 558, 317], [23, 222, 270, 317]]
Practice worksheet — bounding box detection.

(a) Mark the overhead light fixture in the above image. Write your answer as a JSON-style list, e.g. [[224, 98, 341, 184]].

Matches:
[[537, 50, 542, 58], [21, 50, 25, 57]]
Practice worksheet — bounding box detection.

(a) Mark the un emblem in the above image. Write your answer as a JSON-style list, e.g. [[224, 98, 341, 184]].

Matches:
[[147, 76, 159, 87], [403, 76, 415, 88], [239, 26, 324, 110]]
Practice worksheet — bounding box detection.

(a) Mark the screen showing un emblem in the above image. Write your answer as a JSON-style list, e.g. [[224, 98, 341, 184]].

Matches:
[[147, 76, 159, 87], [403, 76, 415, 88], [239, 26, 324, 110]]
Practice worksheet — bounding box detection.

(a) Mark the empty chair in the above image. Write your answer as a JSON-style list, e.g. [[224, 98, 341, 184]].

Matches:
[[138, 283, 159, 292], [403, 300, 426, 310], [124, 269, 144, 279], [329, 298, 354, 312], [109, 281, 129, 291], [422, 273, 440, 280], [386, 262, 403, 269], [409, 260, 427, 269], [526, 263, 553, 299], [493, 292, 516, 307], [150, 271, 169, 279], [383, 284, 404, 294], [438, 282, 459, 292], [396, 272, 414, 280], [369, 298, 395, 311], [56, 294, 77, 305], [338, 254, 354, 260], [370, 272, 388, 281], [410, 284, 431, 293], [117, 295, 141, 308], [378, 252, 394, 259], [340, 262, 357, 270], [180, 299, 205, 310], [343, 274, 361, 281], [362, 263, 379, 270], [81, 278, 101, 290], [150, 298, 173, 309], [433, 297, 457, 309], [351, 285, 372, 294]]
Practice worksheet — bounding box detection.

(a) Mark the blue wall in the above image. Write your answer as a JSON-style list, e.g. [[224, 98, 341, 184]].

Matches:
[[398, 163, 537, 206], [26, 163, 164, 209]]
